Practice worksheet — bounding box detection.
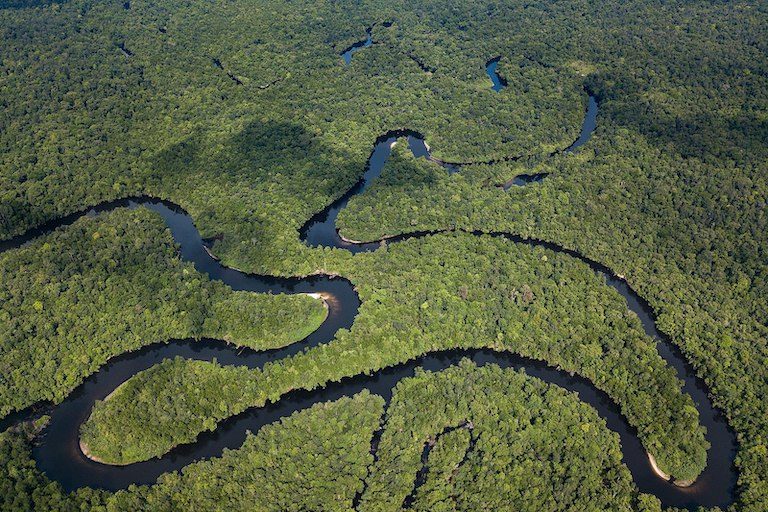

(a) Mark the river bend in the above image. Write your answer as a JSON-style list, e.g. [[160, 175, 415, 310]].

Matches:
[[0, 92, 737, 509]]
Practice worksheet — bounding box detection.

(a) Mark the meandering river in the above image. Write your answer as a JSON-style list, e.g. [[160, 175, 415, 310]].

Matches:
[[486, 56, 507, 92], [0, 90, 736, 509]]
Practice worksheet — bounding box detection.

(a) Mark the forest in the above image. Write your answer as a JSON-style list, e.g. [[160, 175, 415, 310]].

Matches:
[[79, 230, 708, 483], [0, 208, 325, 416], [1, 392, 384, 511], [0, 363, 686, 511], [1, 0, 766, 510], [358, 362, 640, 511]]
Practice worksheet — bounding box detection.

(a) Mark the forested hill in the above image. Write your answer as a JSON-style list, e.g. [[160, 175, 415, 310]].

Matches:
[[1, 0, 767, 511]]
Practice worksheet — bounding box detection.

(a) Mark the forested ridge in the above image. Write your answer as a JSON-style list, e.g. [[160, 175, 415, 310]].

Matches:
[[1, 0, 766, 510]]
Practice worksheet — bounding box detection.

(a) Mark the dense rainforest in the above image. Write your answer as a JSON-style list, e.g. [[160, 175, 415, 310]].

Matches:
[[2, 365, 676, 511], [0, 0, 766, 510], [80, 229, 707, 482], [2, 392, 384, 511], [0, 208, 326, 416], [359, 362, 639, 511]]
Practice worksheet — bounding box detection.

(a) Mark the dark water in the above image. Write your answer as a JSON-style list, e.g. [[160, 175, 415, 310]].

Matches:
[[499, 172, 549, 191], [0, 90, 737, 508], [498, 92, 599, 190], [340, 21, 393, 65], [341, 28, 373, 65], [486, 56, 507, 92], [118, 42, 133, 58], [300, 130, 457, 253], [403, 421, 472, 508], [407, 136, 460, 174], [563, 94, 598, 153]]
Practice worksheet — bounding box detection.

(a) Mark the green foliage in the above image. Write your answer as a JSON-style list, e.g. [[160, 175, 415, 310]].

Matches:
[[0, 0, 587, 276], [348, 234, 707, 482], [0, 430, 82, 512], [137, 392, 384, 512], [1, 0, 767, 508], [203, 290, 327, 350], [410, 427, 471, 512], [337, 115, 768, 487], [359, 361, 637, 511], [0, 208, 325, 416], [1, 392, 384, 511], [82, 233, 706, 480], [80, 358, 264, 465]]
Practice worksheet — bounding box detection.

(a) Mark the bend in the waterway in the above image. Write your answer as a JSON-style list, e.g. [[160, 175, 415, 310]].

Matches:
[[340, 21, 394, 65], [559, 93, 599, 154], [300, 129, 455, 253], [29, 334, 735, 509], [0, 191, 736, 508], [297, 89, 735, 508], [486, 56, 507, 92], [402, 421, 473, 508], [0, 86, 736, 509], [341, 29, 372, 65], [302, 91, 598, 250], [497, 90, 599, 189], [497, 172, 548, 190]]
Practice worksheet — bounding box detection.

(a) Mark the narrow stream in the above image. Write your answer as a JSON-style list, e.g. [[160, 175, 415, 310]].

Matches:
[[486, 56, 507, 92], [499, 172, 548, 191], [402, 421, 473, 508], [563, 94, 598, 153], [340, 22, 392, 65], [341, 28, 373, 65], [498, 92, 599, 190], [0, 90, 737, 509]]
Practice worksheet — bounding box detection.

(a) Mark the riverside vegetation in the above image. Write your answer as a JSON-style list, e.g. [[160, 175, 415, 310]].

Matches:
[[1, 0, 767, 510], [79, 230, 707, 484], [2, 364, 672, 512], [1, 392, 385, 511], [0, 208, 326, 417], [359, 361, 639, 511]]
